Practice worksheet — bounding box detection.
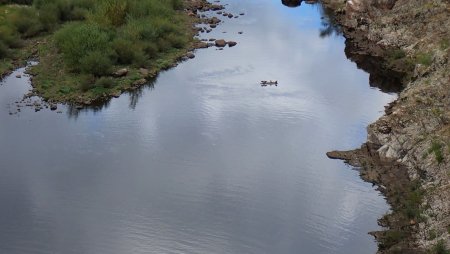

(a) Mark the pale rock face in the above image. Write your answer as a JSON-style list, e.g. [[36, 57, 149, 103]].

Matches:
[[347, 0, 364, 11]]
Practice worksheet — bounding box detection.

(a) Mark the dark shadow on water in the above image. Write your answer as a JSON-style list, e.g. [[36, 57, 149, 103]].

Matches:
[[66, 76, 158, 118], [344, 42, 404, 93], [315, 3, 403, 94], [317, 4, 343, 38], [127, 77, 156, 110], [280, 0, 343, 38]]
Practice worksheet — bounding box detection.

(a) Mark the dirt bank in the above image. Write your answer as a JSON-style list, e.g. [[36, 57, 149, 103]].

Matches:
[[321, 0, 450, 253]]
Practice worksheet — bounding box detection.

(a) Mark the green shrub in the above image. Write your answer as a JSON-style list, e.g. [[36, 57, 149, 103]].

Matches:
[[170, 0, 184, 10], [0, 26, 23, 49], [90, 0, 129, 27], [95, 76, 115, 88], [10, 7, 42, 38], [416, 52, 433, 66], [0, 41, 9, 58], [380, 230, 405, 249], [112, 38, 136, 64], [390, 48, 406, 60], [55, 23, 112, 69], [166, 33, 187, 49], [79, 51, 113, 76], [143, 42, 159, 59], [428, 141, 444, 164], [59, 86, 71, 94], [37, 4, 60, 32]]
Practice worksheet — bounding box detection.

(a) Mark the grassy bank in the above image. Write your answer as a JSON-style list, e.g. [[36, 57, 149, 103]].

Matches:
[[0, 0, 202, 104]]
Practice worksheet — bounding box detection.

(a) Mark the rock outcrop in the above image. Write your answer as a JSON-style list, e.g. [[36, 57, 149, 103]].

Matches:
[[322, 0, 450, 253]]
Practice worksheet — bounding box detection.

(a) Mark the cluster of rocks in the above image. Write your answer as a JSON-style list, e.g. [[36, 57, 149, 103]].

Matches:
[[8, 96, 60, 115]]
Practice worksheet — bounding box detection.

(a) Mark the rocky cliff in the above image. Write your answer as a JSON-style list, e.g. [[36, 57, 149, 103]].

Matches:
[[321, 0, 450, 253]]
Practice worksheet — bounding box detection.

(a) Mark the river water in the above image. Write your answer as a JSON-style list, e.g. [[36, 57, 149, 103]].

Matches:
[[0, 1, 396, 254]]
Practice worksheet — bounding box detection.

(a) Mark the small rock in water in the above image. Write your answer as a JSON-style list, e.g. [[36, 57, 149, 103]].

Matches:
[[215, 39, 227, 47], [16, 74, 21, 78], [186, 52, 195, 59], [227, 41, 237, 47]]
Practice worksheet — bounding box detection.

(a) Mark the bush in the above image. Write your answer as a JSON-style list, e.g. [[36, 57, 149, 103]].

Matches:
[[10, 7, 42, 38], [428, 141, 444, 164], [95, 77, 115, 88], [416, 52, 433, 66], [390, 48, 406, 60], [55, 23, 112, 69], [143, 42, 159, 59], [0, 41, 9, 58], [79, 51, 113, 76], [0, 26, 23, 49], [170, 0, 184, 10], [90, 0, 129, 27], [112, 38, 136, 64]]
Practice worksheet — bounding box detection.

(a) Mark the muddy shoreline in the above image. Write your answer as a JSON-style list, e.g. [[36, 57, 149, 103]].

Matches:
[[322, 0, 450, 253]]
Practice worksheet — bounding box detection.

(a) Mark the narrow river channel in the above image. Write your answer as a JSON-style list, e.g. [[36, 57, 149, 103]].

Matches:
[[0, 1, 397, 253]]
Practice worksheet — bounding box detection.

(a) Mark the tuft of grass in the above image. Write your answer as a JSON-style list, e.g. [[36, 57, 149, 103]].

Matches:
[[432, 240, 450, 254], [440, 39, 450, 50], [416, 52, 433, 66], [390, 48, 407, 60], [95, 77, 115, 89], [428, 229, 438, 240], [428, 141, 444, 164]]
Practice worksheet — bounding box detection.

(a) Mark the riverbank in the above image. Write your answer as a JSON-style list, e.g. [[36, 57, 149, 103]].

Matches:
[[322, 0, 450, 253], [1, 0, 237, 107]]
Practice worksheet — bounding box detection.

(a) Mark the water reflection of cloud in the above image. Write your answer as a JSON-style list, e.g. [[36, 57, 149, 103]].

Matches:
[[0, 0, 394, 254]]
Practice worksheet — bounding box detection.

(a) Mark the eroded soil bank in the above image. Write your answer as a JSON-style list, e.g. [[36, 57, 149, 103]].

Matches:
[[323, 0, 450, 253]]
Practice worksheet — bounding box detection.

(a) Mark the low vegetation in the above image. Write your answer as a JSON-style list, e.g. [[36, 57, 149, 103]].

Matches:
[[0, 0, 196, 103], [431, 240, 450, 254]]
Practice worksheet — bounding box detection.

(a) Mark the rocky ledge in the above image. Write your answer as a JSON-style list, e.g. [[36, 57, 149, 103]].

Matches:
[[321, 0, 450, 253]]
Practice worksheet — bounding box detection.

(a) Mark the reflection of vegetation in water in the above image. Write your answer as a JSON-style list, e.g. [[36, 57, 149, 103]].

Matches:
[[283, 1, 341, 38], [128, 76, 156, 109], [65, 74, 157, 117], [317, 4, 342, 38]]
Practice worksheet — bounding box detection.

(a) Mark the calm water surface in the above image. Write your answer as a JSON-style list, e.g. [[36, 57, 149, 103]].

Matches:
[[0, 1, 396, 253]]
